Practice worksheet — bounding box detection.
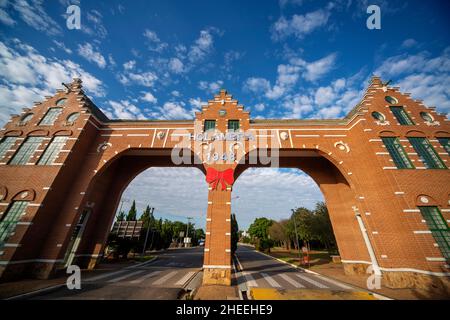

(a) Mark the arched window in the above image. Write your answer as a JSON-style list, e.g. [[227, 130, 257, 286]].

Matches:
[[66, 112, 80, 125], [420, 112, 434, 123], [371, 111, 386, 123], [39, 108, 63, 126], [19, 113, 33, 126], [385, 96, 398, 104], [0, 201, 29, 249], [56, 98, 67, 106]]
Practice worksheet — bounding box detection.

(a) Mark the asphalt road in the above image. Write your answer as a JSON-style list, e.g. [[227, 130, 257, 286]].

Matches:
[[235, 245, 356, 292], [29, 247, 203, 300]]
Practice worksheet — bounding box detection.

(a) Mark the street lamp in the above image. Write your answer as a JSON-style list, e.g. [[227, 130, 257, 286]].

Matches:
[[142, 207, 155, 256]]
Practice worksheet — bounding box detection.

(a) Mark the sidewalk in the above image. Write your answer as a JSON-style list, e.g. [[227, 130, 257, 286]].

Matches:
[[309, 261, 450, 300], [0, 259, 139, 299]]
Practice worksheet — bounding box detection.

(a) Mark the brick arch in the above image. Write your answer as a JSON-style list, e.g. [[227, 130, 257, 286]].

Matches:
[[11, 189, 36, 202], [415, 194, 439, 207], [53, 130, 73, 136], [405, 130, 427, 137], [0, 186, 7, 201], [69, 148, 205, 269], [4, 130, 22, 136], [234, 147, 369, 269], [433, 130, 450, 137], [27, 129, 49, 136], [378, 130, 399, 137]]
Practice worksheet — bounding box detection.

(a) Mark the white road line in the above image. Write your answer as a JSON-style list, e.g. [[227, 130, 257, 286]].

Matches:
[[152, 271, 178, 285], [279, 273, 305, 288], [296, 274, 329, 289], [313, 274, 353, 290], [261, 273, 281, 288], [129, 271, 161, 284], [86, 269, 131, 282], [242, 272, 258, 287], [175, 271, 196, 286], [108, 270, 147, 283]]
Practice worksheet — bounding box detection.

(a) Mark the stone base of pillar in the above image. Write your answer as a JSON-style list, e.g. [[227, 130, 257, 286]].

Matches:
[[343, 262, 370, 275], [382, 271, 450, 290], [202, 267, 232, 286]]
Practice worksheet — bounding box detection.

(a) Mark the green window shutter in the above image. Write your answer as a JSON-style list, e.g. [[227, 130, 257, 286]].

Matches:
[[38, 136, 68, 165], [419, 207, 450, 260], [0, 201, 28, 249], [0, 137, 17, 160], [39, 108, 63, 126], [437, 138, 450, 155], [390, 106, 415, 125], [204, 120, 216, 131], [408, 137, 446, 169], [381, 137, 414, 169], [9, 136, 44, 165], [228, 120, 240, 131]]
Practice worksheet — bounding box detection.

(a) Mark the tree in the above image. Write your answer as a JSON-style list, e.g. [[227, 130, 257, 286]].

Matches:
[[287, 207, 314, 250], [311, 202, 337, 252], [269, 219, 290, 249], [248, 217, 274, 252], [126, 200, 137, 221], [140, 205, 155, 229], [231, 214, 239, 254], [116, 211, 125, 221]]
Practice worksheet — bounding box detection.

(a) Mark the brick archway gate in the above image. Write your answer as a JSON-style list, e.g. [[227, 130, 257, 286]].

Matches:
[[0, 77, 449, 289]]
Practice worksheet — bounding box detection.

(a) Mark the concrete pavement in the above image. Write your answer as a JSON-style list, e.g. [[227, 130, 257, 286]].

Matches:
[[26, 247, 203, 300], [235, 245, 382, 300]]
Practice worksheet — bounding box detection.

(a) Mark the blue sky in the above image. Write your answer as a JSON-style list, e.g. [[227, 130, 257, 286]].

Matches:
[[0, 0, 449, 230]]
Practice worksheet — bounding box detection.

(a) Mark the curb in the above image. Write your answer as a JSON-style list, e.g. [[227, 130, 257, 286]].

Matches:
[[5, 283, 66, 300]]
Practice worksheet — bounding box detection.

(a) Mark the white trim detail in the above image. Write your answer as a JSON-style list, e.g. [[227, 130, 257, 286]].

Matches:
[[413, 230, 432, 234], [426, 257, 446, 262], [403, 209, 420, 213]]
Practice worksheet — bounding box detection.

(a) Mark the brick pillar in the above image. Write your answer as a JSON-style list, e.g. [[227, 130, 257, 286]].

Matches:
[[202, 187, 232, 285]]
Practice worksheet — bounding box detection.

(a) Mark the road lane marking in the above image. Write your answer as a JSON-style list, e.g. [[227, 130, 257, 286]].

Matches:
[[152, 271, 178, 285], [108, 270, 147, 283], [279, 273, 305, 288], [242, 272, 258, 287], [313, 274, 353, 290], [261, 273, 281, 288], [175, 271, 196, 286], [129, 271, 161, 284], [296, 274, 329, 289]]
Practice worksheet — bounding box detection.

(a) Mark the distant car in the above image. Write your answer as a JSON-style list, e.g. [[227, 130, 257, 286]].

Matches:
[[199, 240, 205, 246]]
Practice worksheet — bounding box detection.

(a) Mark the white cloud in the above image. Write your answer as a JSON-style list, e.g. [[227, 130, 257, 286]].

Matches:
[[188, 28, 219, 63], [0, 8, 16, 26], [0, 39, 105, 126], [104, 100, 146, 119], [123, 60, 136, 70], [189, 97, 206, 111], [198, 80, 224, 94], [10, 0, 62, 36], [153, 101, 194, 120], [121, 167, 208, 229], [401, 38, 418, 48], [314, 86, 335, 106], [291, 53, 337, 82], [244, 77, 271, 94], [77, 43, 106, 69], [119, 71, 158, 87], [271, 6, 331, 41], [254, 103, 265, 111], [169, 57, 184, 73], [140, 92, 157, 104], [233, 168, 324, 229], [143, 29, 168, 52], [53, 40, 72, 54]]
